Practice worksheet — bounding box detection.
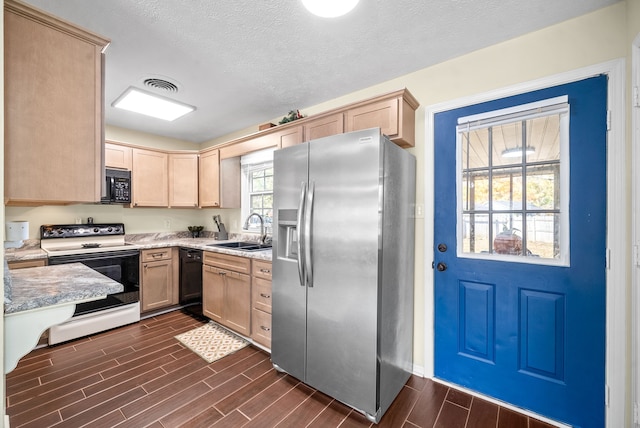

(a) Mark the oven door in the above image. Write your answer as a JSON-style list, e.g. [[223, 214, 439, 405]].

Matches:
[[48, 249, 139, 316]]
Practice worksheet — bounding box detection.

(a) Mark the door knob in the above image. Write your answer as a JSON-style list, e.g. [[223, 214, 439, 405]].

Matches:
[[437, 243, 447, 253], [436, 262, 447, 272]]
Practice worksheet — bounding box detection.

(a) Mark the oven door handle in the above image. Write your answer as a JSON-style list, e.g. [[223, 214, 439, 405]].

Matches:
[[48, 249, 140, 264]]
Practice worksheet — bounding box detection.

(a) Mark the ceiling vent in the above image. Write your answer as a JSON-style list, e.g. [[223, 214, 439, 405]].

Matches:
[[143, 78, 179, 93]]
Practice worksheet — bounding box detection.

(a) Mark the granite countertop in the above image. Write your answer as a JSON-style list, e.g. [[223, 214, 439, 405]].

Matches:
[[126, 234, 271, 261], [5, 263, 124, 314], [5, 234, 273, 263]]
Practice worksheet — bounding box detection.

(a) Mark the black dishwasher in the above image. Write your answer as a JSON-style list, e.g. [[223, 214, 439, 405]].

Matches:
[[179, 248, 203, 316]]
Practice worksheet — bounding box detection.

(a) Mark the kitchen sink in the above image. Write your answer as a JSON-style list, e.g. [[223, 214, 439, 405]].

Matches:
[[207, 241, 272, 252]]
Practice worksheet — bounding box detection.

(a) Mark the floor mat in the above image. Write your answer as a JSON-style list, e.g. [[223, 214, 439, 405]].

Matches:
[[174, 321, 249, 363]]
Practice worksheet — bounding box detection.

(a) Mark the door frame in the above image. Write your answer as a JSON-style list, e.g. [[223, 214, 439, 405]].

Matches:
[[632, 31, 640, 427], [424, 58, 626, 427]]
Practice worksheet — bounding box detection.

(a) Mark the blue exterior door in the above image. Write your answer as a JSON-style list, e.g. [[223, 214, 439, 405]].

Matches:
[[433, 76, 607, 427]]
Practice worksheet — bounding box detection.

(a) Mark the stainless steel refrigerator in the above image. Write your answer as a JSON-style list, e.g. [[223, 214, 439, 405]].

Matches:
[[272, 128, 416, 423]]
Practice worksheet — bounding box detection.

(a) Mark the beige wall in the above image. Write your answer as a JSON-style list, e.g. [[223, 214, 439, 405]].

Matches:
[[4, 1, 630, 382], [105, 125, 200, 151]]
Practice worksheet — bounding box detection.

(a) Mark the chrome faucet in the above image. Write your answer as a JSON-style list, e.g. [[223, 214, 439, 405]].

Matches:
[[244, 213, 267, 244]]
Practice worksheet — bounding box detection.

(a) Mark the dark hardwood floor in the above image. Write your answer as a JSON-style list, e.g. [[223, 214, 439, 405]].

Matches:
[[6, 310, 557, 428]]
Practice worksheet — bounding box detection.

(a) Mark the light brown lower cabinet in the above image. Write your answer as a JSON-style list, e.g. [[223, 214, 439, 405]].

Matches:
[[251, 260, 272, 348], [140, 248, 178, 312], [203, 252, 251, 336]]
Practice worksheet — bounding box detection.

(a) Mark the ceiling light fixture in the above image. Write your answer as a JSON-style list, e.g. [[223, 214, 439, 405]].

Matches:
[[301, 0, 359, 18], [501, 146, 535, 158], [112, 87, 195, 121]]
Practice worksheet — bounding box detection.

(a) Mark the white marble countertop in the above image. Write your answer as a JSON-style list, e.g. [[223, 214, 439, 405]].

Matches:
[[5, 263, 124, 314]]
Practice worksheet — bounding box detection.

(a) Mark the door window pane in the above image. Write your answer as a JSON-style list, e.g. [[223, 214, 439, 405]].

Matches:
[[457, 98, 569, 264]]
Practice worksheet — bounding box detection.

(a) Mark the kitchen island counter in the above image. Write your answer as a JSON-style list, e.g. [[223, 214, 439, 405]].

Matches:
[[5, 262, 123, 314], [4, 263, 124, 373]]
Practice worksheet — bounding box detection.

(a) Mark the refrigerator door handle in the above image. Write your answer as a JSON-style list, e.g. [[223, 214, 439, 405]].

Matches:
[[305, 181, 315, 287], [297, 182, 307, 286]]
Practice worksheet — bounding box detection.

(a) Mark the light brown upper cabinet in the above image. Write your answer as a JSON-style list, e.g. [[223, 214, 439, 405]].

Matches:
[[219, 125, 303, 158], [132, 148, 168, 207], [168, 153, 199, 208], [4, 0, 110, 205], [345, 89, 419, 148], [302, 113, 344, 143], [105, 142, 133, 170], [199, 148, 221, 208], [275, 125, 303, 149]]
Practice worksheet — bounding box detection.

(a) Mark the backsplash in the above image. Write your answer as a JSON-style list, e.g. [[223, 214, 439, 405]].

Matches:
[[4, 205, 243, 241]]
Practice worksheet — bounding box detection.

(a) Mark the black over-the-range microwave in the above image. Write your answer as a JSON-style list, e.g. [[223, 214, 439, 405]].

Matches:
[[102, 168, 131, 204]]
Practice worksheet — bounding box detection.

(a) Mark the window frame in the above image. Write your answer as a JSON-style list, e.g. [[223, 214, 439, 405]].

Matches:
[[455, 96, 571, 266], [240, 149, 275, 233]]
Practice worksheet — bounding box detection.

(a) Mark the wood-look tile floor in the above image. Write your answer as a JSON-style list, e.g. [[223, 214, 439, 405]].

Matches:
[[6, 310, 557, 428]]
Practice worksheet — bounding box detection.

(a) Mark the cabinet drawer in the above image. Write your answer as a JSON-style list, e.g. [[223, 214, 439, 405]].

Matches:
[[252, 277, 272, 314], [251, 308, 272, 348], [252, 260, 272, 281], [204, 251, 251, 274], [204, 265, 249, 281], [8, 259, 47, 269], [142, 248, 172, 262]]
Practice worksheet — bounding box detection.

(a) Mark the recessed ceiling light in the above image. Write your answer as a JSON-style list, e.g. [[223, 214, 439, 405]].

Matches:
[[112, 87, 195, 121], [302, 0, 359, 18]]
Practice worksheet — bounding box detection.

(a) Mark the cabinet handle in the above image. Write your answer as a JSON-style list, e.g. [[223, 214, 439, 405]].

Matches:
[[260, 326, 271, 332], [260, 269, 271, 274], [260, 293, 271, 299], [151, 253, 164, 259]]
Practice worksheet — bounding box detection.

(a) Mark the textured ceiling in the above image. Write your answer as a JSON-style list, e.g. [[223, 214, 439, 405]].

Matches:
[[22, 0, 620, 143]]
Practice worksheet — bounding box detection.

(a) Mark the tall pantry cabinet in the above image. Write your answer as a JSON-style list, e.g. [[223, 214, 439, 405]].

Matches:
[[4, 0, 110, 205]]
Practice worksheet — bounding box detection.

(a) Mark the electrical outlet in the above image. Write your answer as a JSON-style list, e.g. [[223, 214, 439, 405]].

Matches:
[[164, 219, 171, 230], [415, 204, 424, 219]]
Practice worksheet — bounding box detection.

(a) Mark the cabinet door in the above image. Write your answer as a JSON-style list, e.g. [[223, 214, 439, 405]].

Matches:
[[141, 259, 174, 312], [275, 125, 303, 149], [224, 272, 251, 336], [220, 158, 241, 209], [105, 143, 133, 170], [132, 148, 168, 207], [169, 153, 199, 207], [345, 98, 398, 138], [4, 1, 109, 205], [203, 265, 224, 324], [303, 114, 344, 142], [199, 149, 220, 207]]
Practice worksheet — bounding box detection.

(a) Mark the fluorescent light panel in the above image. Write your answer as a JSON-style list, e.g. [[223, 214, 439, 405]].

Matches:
[[112, 87, 195, 121], [302, 0, 359, 17]]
